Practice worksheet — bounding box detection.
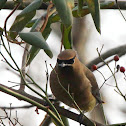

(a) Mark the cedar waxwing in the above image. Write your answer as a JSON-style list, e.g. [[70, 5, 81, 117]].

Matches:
[[50, 49, 103, 112]]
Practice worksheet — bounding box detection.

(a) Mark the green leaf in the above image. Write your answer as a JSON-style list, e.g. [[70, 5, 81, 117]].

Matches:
[[9, 0, 43, 39], [61, 24, 72, 49], [73, 1, 114, 18], [53, 0, 74, 27], [25, 18, 38, 28], [19, 32, 53, 58], [51, 14, 60, 23], [100, 1, 114, 9], [25, 17, 45, 66], [19, 0, 43, 15], [0, 0, 7, 9], [85, 0, 101, 33], [77, 0, 84, 17], [73, 5, 89, 17], [9, 11, 36, 39], [26, 47, 40, 66], [26, 16, 53, 66]]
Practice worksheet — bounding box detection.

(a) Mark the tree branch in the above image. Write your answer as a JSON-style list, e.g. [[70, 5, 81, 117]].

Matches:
[[107, 1, 126, 10], [87, 44, 126, 69], [2, 1, 126, 10], [0, 105, 34, 110], [0, 84, 64, 126], [3, 1, 48, 10], [39, 114, 51, 126], [0, 82, 126, 126], [0, 83, 105, 126], [20, 44, 30, 91]]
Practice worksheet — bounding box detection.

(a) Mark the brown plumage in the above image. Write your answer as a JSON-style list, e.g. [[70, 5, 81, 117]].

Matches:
[[50, 49, 102, 112]]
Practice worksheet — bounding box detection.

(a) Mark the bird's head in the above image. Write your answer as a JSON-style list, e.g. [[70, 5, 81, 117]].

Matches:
[[57, 49, 77, 68]]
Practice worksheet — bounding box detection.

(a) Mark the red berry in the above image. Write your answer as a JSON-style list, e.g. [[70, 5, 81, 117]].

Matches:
[[120, 66, 125, 73], [114, 55, 119, 61], [92, 65, 97, 71], [35, 107, 39, 114]]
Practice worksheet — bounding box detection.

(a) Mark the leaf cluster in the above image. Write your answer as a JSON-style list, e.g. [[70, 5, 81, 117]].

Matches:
[[0, 0, 114, 65]]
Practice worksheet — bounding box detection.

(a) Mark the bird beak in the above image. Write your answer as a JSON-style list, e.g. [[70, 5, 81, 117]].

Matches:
[[58, 62, 67, 67], [58, 63, 72, 67]]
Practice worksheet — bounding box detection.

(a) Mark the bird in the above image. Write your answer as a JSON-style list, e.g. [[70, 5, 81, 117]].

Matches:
[[50, 49, 103, 112]]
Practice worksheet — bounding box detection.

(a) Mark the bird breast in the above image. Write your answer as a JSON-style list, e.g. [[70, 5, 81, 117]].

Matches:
[[50, 64, 96, 111]]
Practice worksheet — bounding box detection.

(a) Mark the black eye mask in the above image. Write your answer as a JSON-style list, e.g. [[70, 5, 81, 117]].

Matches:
[[57, 56, 75, 65]]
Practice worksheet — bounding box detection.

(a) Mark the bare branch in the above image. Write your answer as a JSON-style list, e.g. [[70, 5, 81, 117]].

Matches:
[[3, 1, 48, 10], [39, 114, 51, 126], [87, 44, 126, 69], [0, 105, 34, 110], [4, 3, 24, 44], [0, 83, 105, 126], [20, 44, 30, 91], [0, 84, 64, 126]]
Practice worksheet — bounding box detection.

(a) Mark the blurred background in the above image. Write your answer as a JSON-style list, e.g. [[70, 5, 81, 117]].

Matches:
[[0, 0, 126, 125]]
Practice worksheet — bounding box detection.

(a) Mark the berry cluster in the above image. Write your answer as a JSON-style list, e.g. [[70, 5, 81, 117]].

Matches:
[[91, 55, 125, 73], [114, 55, 125, 73]]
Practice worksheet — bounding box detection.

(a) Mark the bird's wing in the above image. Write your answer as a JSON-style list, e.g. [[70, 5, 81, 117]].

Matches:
[[84, 66, 103, 104]]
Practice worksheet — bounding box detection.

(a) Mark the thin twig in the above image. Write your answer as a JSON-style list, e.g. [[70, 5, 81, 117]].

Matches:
[[3, 109, 15, 126], [39, 114, 51, 126], [0, 105, 34, 110], [14, 118, 23, 126], [40, 3, 54, 33], [115, 0, 126, 21], [0, 119, 6, 126], [87, 44, 126, 69], [1, 36, 64, 125], [9, 103, 12, 119], [1, 84, 64, 126], [99, 71, 117, 90], [26, 74, 63, 122], [97, 48, 126, 101], [19, 44, 30, 91], [4, 3, 24, 44], [14, 111, 23, 126], [50, 65, 82, 113], [3, 1, 48, 10], [0, 51, 18, 71], [26, 74, 46, 94], [0, 83, 105, 126], [45, 61, 49, 96]]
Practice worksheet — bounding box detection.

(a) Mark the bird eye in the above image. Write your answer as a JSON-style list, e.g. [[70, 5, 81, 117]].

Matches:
[[57, 59, 62, 64], [67, 58, 74, 64]]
